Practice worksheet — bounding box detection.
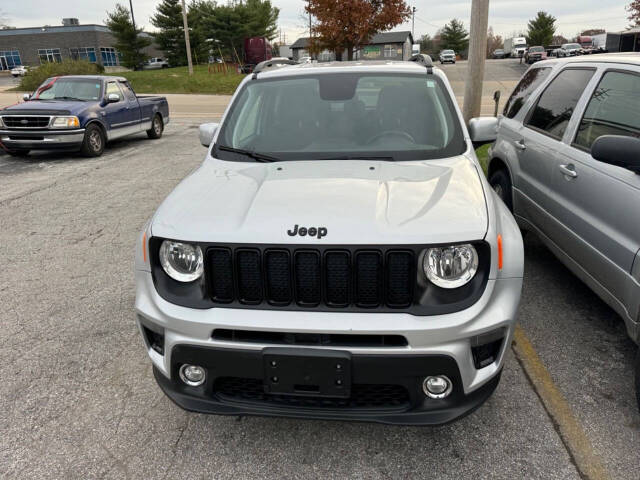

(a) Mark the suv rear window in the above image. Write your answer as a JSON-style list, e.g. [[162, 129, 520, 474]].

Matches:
[[574, 71, 640, 150], [503, 67, 551, 119], [216, 73, 465, 162]]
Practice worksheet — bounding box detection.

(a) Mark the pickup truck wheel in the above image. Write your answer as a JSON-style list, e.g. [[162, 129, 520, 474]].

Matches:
[[489, 168, 513, 212], [147, 114, 164, 139], [81, 124, 105, 157]]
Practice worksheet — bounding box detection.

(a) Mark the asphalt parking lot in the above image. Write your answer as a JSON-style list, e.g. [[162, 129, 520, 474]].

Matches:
[[1, 59, 638, 479]]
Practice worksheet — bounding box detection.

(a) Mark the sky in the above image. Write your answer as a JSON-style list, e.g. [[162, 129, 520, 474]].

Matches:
[[1, 0, 633, 44]]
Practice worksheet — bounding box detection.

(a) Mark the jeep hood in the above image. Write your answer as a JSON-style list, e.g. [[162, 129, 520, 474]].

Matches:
[[151, 155, 488, 244]]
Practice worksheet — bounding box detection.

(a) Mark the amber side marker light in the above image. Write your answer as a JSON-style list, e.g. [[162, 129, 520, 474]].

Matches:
[[497, 234, 503, 270], [142, 233, 147, 263]]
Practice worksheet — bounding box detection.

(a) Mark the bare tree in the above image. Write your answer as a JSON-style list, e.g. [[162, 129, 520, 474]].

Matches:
[[0, 8, 10, 28]]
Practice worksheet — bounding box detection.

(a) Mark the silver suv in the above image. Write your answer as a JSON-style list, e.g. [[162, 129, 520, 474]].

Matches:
[[485, 54, 640, 408], [134, 56, 524, 425]]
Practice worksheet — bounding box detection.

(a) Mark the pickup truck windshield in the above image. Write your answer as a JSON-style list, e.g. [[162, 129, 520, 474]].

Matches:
[[33, 78, 102, 101], [216, 73, 465, 162], [529, 46, 544, 52]]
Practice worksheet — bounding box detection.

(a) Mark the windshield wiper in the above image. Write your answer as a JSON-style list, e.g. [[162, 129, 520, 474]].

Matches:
[[54, 96, 85, 101], [322, 155, 395, 161], [216, 145, 279, 163]]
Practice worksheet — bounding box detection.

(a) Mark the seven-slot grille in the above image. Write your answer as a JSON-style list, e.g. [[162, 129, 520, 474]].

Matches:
[[206, 247, 415, 310], [1, 116, 51, 128]]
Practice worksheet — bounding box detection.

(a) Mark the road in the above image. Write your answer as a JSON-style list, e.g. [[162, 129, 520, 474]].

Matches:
[[1, 59, 638, 479]]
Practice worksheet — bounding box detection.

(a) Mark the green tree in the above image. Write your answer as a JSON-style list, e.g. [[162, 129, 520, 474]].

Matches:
[[419, 34, 434, 54], [526, 11, 556, 47], [105, 4, 151, 69], [440, 19, 469, 54]]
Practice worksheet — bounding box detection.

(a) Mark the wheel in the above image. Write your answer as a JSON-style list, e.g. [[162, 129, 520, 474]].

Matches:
[[489, 168, 513, 212], [80, 123, 105, 157], [7, 149, 30, 157], [146, 114, 164, 139], [636, 349, 640, 413]]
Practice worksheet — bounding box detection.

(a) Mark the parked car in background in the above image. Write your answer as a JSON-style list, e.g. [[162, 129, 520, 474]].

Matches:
[[10, 65, 28, 77], [484, 54, 640, 411], [143, 58, 169, 69], [0, 75, 169, 157], [134, 56, 524, 425], [524, 46, 547, 64], [556, 43, 582, 57], [492, 49, 506, 59], [297, 56, 312, 64], [439, 49, 456, 64]]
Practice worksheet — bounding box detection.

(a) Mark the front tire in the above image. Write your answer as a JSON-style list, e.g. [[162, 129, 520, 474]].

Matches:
[[146, 114, 164, 139], [80, 123, 105, 157], [489, 168, 513, 212]]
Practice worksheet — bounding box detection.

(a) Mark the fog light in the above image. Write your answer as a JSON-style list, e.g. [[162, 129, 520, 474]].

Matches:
[[179, 364, 206, 386], [422, 375, 452, 399]]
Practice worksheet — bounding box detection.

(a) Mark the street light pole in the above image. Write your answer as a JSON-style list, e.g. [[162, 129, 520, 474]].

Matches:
[[128, 0, 137, 32], [412, 7, 416, 39], [462, 0, 490, 123], [181, 0, 194, 75]]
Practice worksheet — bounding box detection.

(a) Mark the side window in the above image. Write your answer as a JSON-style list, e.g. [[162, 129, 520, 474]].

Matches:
[[118, 81, 136, 101], [525, 68, 595, 139], [106, 82, 122, 99], [503, 67, 551, 119], [574, 71, 640, 150]]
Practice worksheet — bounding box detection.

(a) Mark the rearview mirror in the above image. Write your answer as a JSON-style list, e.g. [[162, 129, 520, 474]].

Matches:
[[22, 93, 30, 101], [492, 90, 501, 117], [199, 122, 219, 147], [107, 93, 120, 103], [591, 135, 640, 174], [468, 117, 498, 146]]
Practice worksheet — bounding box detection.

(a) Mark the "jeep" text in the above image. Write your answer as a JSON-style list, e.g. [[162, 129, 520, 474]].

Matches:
[[287, 224, 327, 239]]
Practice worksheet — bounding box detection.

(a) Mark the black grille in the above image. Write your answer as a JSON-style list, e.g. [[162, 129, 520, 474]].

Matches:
[[212, 329, 408, 347], [206, 247, 415, 310], [2, 116, 50, 128], [214, 377, 410, 410]]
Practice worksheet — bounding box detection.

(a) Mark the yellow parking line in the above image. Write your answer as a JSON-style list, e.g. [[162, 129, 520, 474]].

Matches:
[[512, 325, 610, 480]]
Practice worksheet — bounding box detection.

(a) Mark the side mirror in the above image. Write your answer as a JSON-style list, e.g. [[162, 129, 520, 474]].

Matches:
[[199, 122, 219, 147], [591, 135, 640, 174], [22, 93, 30, 101], [468, 117, 498, 146], [107, 93, 120, 103]]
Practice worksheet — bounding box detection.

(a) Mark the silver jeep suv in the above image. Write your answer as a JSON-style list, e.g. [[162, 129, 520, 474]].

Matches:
[[134, 56, 524, 425]]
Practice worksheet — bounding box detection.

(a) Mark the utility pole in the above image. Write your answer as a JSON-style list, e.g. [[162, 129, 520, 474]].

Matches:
[[462, 0, 489, 123], [128, 0, 136, 32], [181, 0, 194, 75], [309, 2, 312, 59], [412, 7, 416, 39]]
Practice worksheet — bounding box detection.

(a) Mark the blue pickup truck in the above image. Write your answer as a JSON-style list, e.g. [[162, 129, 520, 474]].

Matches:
[[0, 75, 169, 157]]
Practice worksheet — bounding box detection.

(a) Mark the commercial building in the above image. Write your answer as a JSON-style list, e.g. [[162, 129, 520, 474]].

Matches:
[[0, 19, 163, 71], [290, 31, 414, 62]]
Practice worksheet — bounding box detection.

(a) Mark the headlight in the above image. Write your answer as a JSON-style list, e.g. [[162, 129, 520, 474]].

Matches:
[[159, 240, 204, 282], [51, 116, 80, 128], [423, 244, 479, 289]]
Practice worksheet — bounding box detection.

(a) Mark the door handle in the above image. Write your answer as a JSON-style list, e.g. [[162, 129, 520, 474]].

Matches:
[[559, 164, 578, 178], [515, 139, 526, 151]]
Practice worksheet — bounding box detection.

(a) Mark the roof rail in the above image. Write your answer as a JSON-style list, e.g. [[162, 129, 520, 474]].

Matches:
[[252, 58, 298, 77], [410, 54, 434, 74]]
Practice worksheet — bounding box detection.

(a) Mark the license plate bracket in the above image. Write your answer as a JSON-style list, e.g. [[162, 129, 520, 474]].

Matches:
[[263, 348, 351, 398]]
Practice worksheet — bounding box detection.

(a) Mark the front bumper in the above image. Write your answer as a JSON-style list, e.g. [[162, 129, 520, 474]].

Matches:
[[135, 267, 522, 424], [154, 345, 502, 425], [0, 128, 85, 150]]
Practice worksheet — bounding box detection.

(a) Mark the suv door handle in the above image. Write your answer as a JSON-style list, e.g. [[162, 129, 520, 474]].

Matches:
[[559, 164, 578, 178], [515, 139, 527, 151]]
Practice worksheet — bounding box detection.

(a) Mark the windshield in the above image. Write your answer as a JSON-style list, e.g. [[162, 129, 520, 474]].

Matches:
[[529, 46, 544, 52], [563, 43, 581, 49], [33, 78, 102, 101], [442, 50, 454, 54], [215, 73, 465, 162]]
